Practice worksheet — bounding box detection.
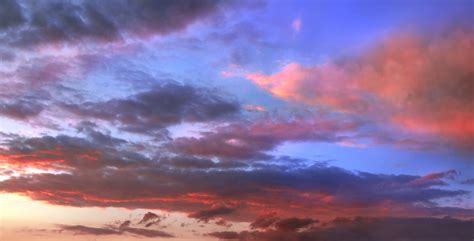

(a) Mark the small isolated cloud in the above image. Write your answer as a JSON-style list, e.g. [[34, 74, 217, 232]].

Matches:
[[243, 104, 266, 112], [291, 17, 301, 33], [138, 212, 165, 227]]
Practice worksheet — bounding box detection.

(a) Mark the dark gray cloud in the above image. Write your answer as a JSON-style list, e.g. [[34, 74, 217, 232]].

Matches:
[[0, 129, 151, 170], [0, 90, 51, 120], [249, 215, 319, 232], [250, 213, 280, 230], [189, 206, 236, 222], [0, 0, 24, 30], [62, 82, 240, 135], [138, 212, 165, 227], [1, 0, 229, 47], [59, 224, 174, 238], [207, 231, 241, 239], [0, 99, 44, 120], [462, 178, 474, 185], [273, 218, 318, 232], [207, 217, 474, 241]]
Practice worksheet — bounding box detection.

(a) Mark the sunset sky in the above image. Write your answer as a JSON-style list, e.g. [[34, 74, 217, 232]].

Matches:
[[0, 0, 473, 240]]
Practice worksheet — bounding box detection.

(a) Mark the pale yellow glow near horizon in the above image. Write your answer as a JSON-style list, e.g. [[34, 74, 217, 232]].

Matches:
[[0, 193, 128, 224], [0, 193, 246, 241]]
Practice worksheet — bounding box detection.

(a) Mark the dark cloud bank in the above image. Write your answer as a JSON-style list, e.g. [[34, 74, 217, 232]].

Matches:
[[0, 0, 228, 47], [207, 216, 474, 241]]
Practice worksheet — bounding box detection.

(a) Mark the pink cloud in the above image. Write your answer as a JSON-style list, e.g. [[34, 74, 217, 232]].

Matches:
[[291, 18, 301, 33], [245, 29, 474, 148]]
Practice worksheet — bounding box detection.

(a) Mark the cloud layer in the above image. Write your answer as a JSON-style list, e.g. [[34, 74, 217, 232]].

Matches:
[[0, 130, 470, 220]]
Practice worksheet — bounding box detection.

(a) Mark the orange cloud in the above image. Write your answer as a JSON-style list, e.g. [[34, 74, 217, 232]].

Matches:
[[245, 63, 364, 112]]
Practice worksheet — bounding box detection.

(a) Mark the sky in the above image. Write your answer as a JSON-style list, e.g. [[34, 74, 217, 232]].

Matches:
[[0, 0, 473, 240]]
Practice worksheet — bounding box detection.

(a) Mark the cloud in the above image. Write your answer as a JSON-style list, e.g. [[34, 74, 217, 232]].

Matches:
[[207, 216, 474, 241], [59, 223, 174, 238], [273, 217, 317, 232], [138, 212, 165, 227], [119, 220, 131, 229], [250, 214, 318, 232], [250, 213, 280, 230], [0, 132, 470, 220], [0, 131, 150, 171], [59, 225, 120, 236], [215, 218, 232, 227], [159, 156, 246, 169], [15, 59, 73, 84], [0, 126, 470, 221], [0, 99, 45, 120], [1, 2, 470, 240], [0, 1, 258, 130], [245, 29, 474, 149], [0, 49, 105, 101], [461, 178, 474, 185], [245, 63, 361, 112], [1, 0, 229, 47], [189, 206, 236, 222], [291, 18, 301, 33], [243, 104, 266, 112], [0, 0, 24, 30], [0, 89, 51, 120], [139, 212, 160, 224], [62, 82, 240, 135], [207, 231, 241, 239], [170, 117, 361, 160], [119, 226, 174, 238], [411, 170, 458, 186]]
